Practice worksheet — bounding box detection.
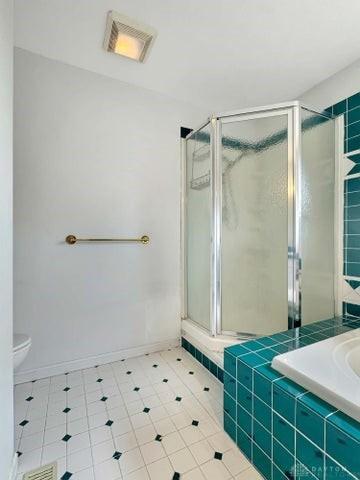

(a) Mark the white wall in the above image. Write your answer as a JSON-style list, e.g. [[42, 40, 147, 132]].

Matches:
[[300, 57, 360, 110], [0, 0, 14, 477], [14, 48, 205, 379]]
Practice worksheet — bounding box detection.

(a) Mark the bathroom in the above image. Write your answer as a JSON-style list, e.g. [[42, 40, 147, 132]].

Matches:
[[1, 1, 360, 479]]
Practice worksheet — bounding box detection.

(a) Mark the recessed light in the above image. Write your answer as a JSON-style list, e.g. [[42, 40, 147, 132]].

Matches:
[[103, 11, 157, 63]]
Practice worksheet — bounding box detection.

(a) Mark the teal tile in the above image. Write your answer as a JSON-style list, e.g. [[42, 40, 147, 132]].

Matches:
[[327, 411, 360, 442], [348, 121, 360, 139], [269, 332, 291, 343], [237, 428, 252, 461], [345, 220, 360, 235], [253, 419, 271, 457], [254, 396, 271, 432], [253, 444, 271, 480], [237, 353, 265, 390], [254, 370, 273, 407], [224, 351, 237, 378], [195, 348, 202, 363], [274, 377, 306, 397], [226, 343, 250, 357], [349, 92, 360, 110], [333, 99, 347, 116], [325, 456, 356, 480], [273, 385, 296, 424], [296, 401, 324, 448], [202, 355, 209, 370], [326, 422, 360, 478], [258, 348, 278, 362], [348, 135, 360, 153], [255, 363, 283, 381], [237, 403, 252, 436], [224, 372, 236, 399], [224, 412, 236, 443], [273, 439, 296, 479], [224, 392, 236, 421], [296, 432, 324, 480], [345, 177, 360, 194], [296, 462, 318, 479], [257, 336, 278, 347], [348, 106, 360, 125], [217, 368, 223, 383], [209, 360, 217, 377], [237, 382, 252, 414], [273, 413, 295, 453], [299, 392, 336, 418], [241, 340, 266, 352]]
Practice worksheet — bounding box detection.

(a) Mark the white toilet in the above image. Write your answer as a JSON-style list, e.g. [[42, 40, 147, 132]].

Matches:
[[13, 334, 31, 371]]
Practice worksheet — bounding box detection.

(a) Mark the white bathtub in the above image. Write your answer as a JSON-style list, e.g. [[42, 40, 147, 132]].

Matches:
[[272, 328, 360, 422]]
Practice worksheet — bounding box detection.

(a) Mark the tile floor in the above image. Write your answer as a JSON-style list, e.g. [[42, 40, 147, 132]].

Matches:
[[14, 346, 263, 480]]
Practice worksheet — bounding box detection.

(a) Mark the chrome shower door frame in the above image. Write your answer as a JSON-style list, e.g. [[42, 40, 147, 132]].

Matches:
[[181, 102, 338, 338]]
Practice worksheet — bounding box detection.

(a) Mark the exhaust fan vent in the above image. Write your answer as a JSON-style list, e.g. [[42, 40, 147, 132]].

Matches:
[[22, 462, 57, 480], [104, 11, 157, 63]]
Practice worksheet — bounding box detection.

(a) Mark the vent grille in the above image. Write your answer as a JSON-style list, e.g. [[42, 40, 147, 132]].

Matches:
[[108, 21, 153, 62], [104, 11, 157, 63], [23, 462, 57, 480]]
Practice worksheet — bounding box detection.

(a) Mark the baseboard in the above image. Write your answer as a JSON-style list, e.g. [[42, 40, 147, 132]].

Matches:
[[9, 452, 17, 480], [15, 338, 180, 384]]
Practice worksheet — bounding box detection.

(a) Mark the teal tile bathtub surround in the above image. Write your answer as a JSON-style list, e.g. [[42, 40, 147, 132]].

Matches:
[[181, 337, 224, 383], [223, 317, 360, 479]]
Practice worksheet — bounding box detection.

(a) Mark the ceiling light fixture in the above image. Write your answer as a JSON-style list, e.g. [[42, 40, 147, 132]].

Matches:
[[103, 11, 157, 63]]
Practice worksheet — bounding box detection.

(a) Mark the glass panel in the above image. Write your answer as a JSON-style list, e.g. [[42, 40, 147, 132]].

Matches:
[[221, 114, 289, 335], [300, 109, 335, 324], [186, 125, 211, 330]]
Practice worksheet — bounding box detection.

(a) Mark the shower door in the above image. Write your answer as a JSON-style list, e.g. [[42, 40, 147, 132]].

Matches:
[[219, 110, 294, 336]]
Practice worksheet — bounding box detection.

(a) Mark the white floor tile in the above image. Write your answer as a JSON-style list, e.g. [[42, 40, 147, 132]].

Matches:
[[147, 457, 174, 480], [14, 346, 263, 480], [161, 431, 186, 455], [140, 441, 166, 464], [168, 447, 197, 474], [67, 447, 93, 473], [119, 447, 145, 475], [94, 458, 122, 480], [200, 458, 232, 480]]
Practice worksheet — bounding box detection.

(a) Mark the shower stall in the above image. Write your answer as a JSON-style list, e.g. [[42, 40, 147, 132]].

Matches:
[[181, 102, 342, 347]]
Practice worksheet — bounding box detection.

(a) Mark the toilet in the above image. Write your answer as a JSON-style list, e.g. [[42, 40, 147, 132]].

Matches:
[[13, 334, 31, 371]]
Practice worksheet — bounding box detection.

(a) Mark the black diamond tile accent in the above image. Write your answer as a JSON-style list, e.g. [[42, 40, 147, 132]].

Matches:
[[16, 451, 22, 457], [101, 396, 108, 402], [19, 420, 28, 427], [192, 420, 199, 426], [65, 372, 69, 375], [121, 359, 125, 362], [204, 387, 210, 392], [189, 371, 194, 375], [97, 378, 103, 383], [26, 396, 34, 402], [175, 397, 182, 402], [163, 379, 168, 383], [63, 387, 70, 392], [143, 407, 150, 413], [134, 387, 140, 392], [63, 407, 71, 413], [61, 473, 73, 480], [173, 473, 181, 480], [176, 358, 182, 362], [153, 364, 158, 368], [62, 434, 72, 442], [105, 420, 114, 426], [113, 451, 122, 460], [94, 365, 99, 368], [214, 452, 223, 460], [155, 434, 162, 442], [31, 379, 36, 383], [126, 371, 132, 375]]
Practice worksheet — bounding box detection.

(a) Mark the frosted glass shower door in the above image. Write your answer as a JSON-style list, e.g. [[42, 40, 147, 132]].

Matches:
[[185, 125, 211, 330], [221, 113, 290, 336]]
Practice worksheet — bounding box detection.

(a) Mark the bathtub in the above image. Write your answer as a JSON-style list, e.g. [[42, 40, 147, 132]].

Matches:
[[272, 328, 360, 422]]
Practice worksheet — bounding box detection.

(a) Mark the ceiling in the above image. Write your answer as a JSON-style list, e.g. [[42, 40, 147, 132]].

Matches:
[[14, 0, 360, 112]]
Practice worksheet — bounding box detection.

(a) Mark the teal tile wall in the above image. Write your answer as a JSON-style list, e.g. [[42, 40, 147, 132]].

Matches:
[[223, 317, 360, 480], [181, 337, 224, 383], [328, 91, 360, 316]]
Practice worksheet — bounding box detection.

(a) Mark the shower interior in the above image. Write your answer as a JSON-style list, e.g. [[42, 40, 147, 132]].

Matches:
[[181, 101, 342, 344]]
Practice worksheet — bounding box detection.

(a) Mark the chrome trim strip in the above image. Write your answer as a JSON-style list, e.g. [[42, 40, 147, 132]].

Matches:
[[180, 137, 187, 319]]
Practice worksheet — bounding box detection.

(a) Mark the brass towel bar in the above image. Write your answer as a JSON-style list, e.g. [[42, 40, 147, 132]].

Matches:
[[65, 235, 150, 245]]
